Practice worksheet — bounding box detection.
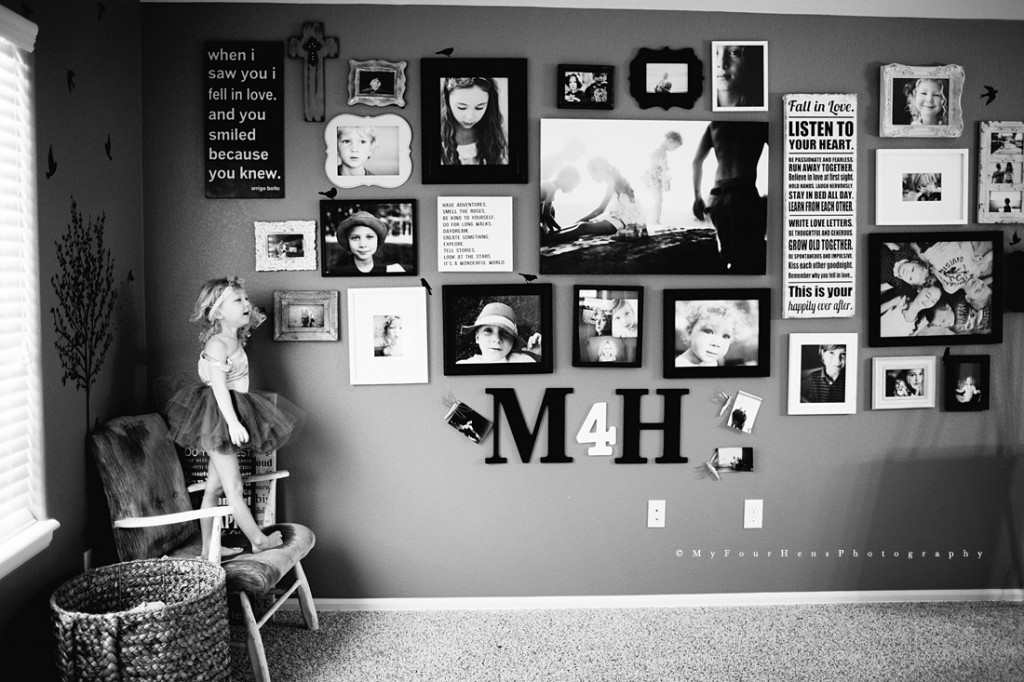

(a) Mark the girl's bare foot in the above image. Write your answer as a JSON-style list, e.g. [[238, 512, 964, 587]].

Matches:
[[251, 530, 284, 553]]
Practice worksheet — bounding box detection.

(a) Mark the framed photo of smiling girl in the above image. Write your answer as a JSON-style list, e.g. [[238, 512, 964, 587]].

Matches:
[[662, 288, 770, 379], [420, 58, 527, 184], [879, 63, 964, 138]]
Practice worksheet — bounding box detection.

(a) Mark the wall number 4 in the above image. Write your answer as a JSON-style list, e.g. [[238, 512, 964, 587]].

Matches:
[[576, 402, 617, 456]]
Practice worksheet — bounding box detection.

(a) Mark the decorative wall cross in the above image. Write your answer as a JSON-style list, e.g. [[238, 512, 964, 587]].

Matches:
[[287, 22, 338, 122]]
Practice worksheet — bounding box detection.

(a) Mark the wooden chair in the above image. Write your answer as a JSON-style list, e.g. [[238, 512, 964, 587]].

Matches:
[[89, 413, 319, 682]]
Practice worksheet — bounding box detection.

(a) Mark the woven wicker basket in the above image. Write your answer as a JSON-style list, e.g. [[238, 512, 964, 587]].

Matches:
[[50, 557, 229, 682]]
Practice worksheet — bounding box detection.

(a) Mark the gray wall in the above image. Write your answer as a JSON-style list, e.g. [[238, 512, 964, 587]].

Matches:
[[136, 4, 1024, 600], [0, 0, 145, 667]]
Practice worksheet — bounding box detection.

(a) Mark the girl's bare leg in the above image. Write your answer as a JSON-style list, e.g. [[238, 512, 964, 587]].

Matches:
[[199, 458, 244, 558], [208, 451, 283, 552]]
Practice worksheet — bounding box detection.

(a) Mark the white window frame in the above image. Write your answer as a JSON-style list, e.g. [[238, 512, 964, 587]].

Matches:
[[0, 6, 58, 581]]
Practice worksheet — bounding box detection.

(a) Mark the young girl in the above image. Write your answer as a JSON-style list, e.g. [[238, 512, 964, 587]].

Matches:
[[166, 277, 303, 559], [440, 77, 507, 166], [643, 130, 683, 225], [456, 302, 540, 364], [904, 78, 948, 126], [376, 315, 402, 357], [609, 298, 638, 338], [330, 211, 405, 275], [675, 302, 741, 367], [550, 156, 647, 243]]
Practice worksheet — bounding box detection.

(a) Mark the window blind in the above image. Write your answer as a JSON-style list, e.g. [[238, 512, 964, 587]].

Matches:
[[0, 6, 54, 580]]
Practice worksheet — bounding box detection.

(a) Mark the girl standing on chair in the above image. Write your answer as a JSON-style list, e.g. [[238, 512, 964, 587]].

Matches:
[[166, 276, 303, 559]]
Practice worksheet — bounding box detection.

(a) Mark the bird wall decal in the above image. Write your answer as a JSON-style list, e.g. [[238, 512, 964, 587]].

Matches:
[[45, 145, 56, 179], [981, 85, 998, 105], [435, 47, 454, 57]]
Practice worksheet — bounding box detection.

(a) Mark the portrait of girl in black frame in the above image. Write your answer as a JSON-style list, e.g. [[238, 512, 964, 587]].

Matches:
[[420, 58, 527, 184], [442, 283, 552, 376]]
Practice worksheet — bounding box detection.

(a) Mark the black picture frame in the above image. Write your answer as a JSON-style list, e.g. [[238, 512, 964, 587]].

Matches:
[[868, 231, 1002, 347], [628, 47, 704, 110], [663, 288, 770, 379], [442, 283, 553, 376], [320, 199, 417, 277], [420, 58, 527, 184], [572, 285, 643, 368], [556, 64, 614, 110], [943, 354, 990, 411]]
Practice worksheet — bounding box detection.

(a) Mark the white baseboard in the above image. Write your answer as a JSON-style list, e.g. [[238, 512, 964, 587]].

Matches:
[[283, 589, 1024, 612]]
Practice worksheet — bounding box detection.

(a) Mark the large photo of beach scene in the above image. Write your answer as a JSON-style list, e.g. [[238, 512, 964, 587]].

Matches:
[[539, 118, 769, 274]]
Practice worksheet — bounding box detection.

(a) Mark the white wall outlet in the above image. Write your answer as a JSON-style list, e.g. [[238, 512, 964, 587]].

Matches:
[[744, 499, 763, 529], [647, 499, 666, 528]]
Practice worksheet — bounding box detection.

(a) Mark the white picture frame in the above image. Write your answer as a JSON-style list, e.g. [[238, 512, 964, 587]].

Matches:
[[324, 112, 412, 189], [879, 63, 964, 138], [875, 148, 968, 225], [711, 41, 768, 112], [871, 356, 936, 410], [787, 332, 858, 415], [977, 120, 1024, 223], [254, 220, 317, 272], [347, 286, 428, 385]]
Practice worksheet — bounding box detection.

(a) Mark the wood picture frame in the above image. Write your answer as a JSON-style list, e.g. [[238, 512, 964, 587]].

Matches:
[[628, 46, 704, 110], [875, 148, 968, 225], [571, 285, 643, 368], [442, 283, 553, 376], [420, 58, 527, 184], [320, 199, 417, 277], [662, 288, 770, 379], [254, 220, 317, 272], [943, 354, 990, 411], [787, 332, 858, 415], [273, 290, 339, 342], [323, 112, 412, 189], [977, 120, 1024, 223], [347, 59, 407, 107], [871, 355, 936, 410], [880, 63, 965, 138], [347, 286, 428, 385], [557, 64, 614, 110], [868, 231, 1002, 347], [711, 41, 768, 112]]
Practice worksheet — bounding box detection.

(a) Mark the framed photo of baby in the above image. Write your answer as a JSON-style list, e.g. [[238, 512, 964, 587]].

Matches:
[[943, 354, 990, 411], [879, 63, 964, 138], [662, 288, 770, 379], [869, 232, 1002, 347], [320, 199, 417, 276], [442, 283, 553, 376], [572, 285, 643, 368], [420, 58, 527, 185]]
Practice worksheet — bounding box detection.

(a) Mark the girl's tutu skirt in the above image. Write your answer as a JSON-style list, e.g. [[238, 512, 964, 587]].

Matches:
[[165, 384, 304, 455]]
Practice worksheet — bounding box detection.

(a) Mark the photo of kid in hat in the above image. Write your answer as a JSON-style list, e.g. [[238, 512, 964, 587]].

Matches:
[[328, 210, 406, 275], [457, 301, 542, 364]]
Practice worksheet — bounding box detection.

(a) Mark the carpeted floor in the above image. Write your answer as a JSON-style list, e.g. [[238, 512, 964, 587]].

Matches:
[[229, 601, 1024, 681]]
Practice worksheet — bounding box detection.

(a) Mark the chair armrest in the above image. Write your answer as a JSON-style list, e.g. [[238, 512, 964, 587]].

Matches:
[[186, 469, 290, 494], [113, 506, 235, 529]]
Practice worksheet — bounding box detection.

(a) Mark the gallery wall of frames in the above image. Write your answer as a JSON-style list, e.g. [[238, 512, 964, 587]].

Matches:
[[141, 3, 1024, 600]]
